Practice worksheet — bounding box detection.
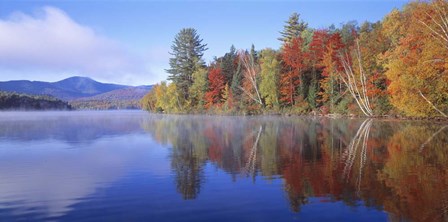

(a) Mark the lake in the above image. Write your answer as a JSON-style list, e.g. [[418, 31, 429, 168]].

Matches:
[[0, 111, 446, 221]]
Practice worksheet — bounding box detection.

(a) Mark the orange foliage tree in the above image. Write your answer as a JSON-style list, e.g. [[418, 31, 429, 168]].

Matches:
[[319, 33, 345, 110], [280, 37, 305, 106], [205, 65, 226, 109], [385, 1, 448, 117]]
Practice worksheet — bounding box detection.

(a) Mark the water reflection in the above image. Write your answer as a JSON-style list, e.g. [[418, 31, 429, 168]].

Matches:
[[0, 137, 155, 218], [0, 112, 447, 221], [142, 115, 448, 222], [0, 111, 169, 220], [0, 111, 146, 143]]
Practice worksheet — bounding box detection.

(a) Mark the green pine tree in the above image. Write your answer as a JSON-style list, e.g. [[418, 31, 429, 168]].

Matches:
[[231, 57, 243, 103], [220, 45, 237, 85], [250, 44, 258, 63], [166, 28, 208, 102], [278, 12, 308, 44]]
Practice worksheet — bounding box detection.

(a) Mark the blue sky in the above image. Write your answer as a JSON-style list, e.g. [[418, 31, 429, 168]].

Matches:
[[0, 0, 407, 85]]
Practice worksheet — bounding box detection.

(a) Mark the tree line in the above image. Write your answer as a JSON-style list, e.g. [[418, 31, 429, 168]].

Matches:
[[0, 91, 72, 110], [142, 0, 448, 117]]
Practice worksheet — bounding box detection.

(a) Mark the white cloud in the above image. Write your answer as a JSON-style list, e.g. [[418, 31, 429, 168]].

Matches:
[[0, 7, 151, 85]]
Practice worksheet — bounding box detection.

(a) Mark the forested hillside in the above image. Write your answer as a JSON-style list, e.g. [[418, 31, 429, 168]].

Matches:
[[142, 0, 448, 117], [0, 76, 127, 100], [0, 77, 152, 110], [70, 86, 152, 110], [0, 91, 72, 110]]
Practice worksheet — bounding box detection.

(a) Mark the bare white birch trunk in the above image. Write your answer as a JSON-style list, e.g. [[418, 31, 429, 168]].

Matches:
[[338, 40, 374, 117], [418, 0, 448, 50], [238, 51, 263, 106]]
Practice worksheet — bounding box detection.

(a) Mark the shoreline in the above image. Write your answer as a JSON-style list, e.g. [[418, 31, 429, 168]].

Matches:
[[143, 110, 448, 123], [1, 108, 447, 123]]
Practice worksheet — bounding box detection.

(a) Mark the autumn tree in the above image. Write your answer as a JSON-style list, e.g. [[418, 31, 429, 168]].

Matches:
[[189, 63, 208, 110], [167, 28, 208, 102], [221, 84, 234, 111], [384, 1, 448, 117], [154, 82, 168, 112], [319, 32, 344, 112], [280, 37, 305, 106], [205, 64, 226, 109], [230, 55, 244, 101], [166, 83, 182, 112], [357, 21, 391, 114], [141, 87, 157, 112], [259, 48, 280, 109], [239, 50, 263, 106], [338, 40, 374, 117], [417, 0, 448, 50], [146, 82, 183, 113], [305, 30, 330, 109]]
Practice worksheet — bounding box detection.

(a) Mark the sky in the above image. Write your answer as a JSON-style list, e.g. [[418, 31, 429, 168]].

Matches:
[[0, 0, 407, 86]]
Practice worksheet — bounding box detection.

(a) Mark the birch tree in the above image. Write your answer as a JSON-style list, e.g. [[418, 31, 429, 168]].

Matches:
[[339, 40, 374, 117], [239, 50, 263, 106]]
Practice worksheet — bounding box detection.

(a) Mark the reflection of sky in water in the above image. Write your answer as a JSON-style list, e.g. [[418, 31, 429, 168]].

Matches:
[[0, 135, 171, 218], [0, 111, 148, 144]]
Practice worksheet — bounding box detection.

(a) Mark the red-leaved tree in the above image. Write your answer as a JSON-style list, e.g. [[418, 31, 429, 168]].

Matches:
[[280, 37, 305, 106], [205, 65, 226, 109]]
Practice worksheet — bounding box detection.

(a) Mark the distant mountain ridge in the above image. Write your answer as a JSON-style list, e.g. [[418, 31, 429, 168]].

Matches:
[[53, 77, 127, 96], [75, 85, 152, 101], [70, 85, 153, 110], [0, 76, 130, 100], [0, 77, 153, 109]]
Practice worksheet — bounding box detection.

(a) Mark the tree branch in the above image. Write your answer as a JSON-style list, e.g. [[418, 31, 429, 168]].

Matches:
[[418, 89, 447, 117]]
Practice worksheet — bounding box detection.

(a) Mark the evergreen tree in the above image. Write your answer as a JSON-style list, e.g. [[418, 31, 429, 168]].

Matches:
[[231, 56, 243, 99], [167, 28, 208, 101], [220, 45, 237, 85], [278, 12, 308, 44], [338, 21, 359, 46], [250, 44, 258, 63]]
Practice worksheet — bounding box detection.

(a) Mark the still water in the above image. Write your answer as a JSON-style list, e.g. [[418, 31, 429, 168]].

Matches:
[[0, 111, 447, 221]]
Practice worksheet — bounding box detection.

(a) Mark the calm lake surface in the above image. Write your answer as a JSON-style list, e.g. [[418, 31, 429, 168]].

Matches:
[[0, 111, 447, 222]]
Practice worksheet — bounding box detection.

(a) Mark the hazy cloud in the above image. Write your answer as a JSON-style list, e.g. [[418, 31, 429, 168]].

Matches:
[[0, 7, 148, 85]]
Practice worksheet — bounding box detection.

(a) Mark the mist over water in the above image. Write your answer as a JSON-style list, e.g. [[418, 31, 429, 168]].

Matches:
[[0, 111, 446, 221]]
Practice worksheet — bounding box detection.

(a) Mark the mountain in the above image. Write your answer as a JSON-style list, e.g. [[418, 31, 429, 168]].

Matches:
[[75, 85, 152, 101], [70, 86, 153, 110], [0, 76, 128, 100], [0, 77, 153, 110], [53, 77, 126, 96]]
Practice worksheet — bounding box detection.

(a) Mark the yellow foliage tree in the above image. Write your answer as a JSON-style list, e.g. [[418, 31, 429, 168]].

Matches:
[[385, 1, 448, 117]]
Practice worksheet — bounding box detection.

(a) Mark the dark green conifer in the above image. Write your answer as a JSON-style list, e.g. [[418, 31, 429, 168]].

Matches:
[[167, 28, 207, 101]]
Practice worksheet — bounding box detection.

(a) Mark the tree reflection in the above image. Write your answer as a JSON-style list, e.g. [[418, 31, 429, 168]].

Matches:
[[378, 123, 448, 222], [341, 119, 373, 196], [141, 115, 448, 221], [241, 126, 262, 178], [142, 116, 208, 200]]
